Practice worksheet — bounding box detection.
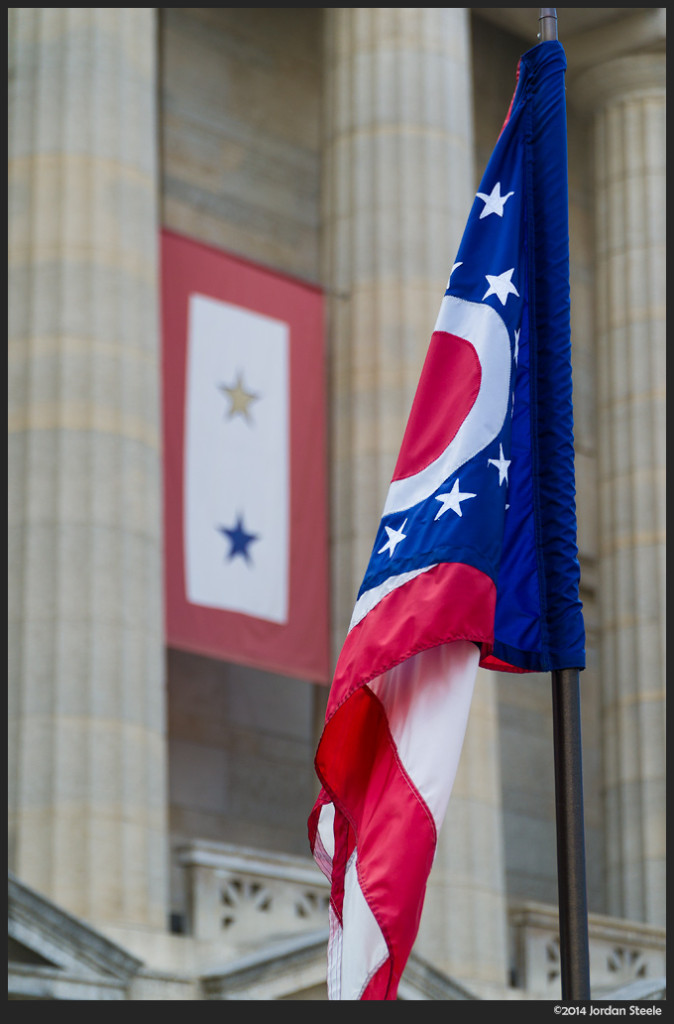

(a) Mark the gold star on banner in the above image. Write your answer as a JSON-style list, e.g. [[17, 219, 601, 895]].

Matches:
[[219, 372, 260, 423]]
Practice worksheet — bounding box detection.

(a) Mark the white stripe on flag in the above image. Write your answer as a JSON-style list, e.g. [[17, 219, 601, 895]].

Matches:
[[348, 565, 438, 631], [326, 903, 343, 1001], [183, 293, 289, 622], [368, 640, 478, 828], [316, 801, 335, 865], [341, 853, 389, 1000], [322, 641, 479, 998]]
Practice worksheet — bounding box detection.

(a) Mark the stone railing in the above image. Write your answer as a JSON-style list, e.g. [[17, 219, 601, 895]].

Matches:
[[176, 840, 330, 949], [175, 847, 666, 1000], [509, 901, 666, 999]]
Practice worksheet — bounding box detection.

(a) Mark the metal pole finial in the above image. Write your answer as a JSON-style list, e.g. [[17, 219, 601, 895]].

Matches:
[[539, 8, 558, 42]]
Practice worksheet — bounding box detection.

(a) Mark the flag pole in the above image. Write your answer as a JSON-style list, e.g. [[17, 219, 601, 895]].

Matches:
[[551, 669, 591, 999], [538, 6, 592, 1002], [538, 8, 559, 43]]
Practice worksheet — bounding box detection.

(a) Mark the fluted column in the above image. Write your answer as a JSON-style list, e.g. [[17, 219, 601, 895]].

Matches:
[[323, 7, 476, 651], [8, 8, 168, 929], [417, 667, 510, 990], [322, 8, 509, 989], [573, 55, 665, 927]]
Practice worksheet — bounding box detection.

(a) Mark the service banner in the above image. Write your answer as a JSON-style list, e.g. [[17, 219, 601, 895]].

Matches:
[[161, 229, 329, 682]]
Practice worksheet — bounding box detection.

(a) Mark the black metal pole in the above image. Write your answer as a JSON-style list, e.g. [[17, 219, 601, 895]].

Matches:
[[538, 6, 591, 1002], [539, 8, 558, 41], [551, 669, 591, 999]]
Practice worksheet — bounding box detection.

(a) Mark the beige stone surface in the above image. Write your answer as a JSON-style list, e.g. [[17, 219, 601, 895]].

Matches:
[[416, 672, 509, 986], [166, 650, 319, 925], [8, 7, 167, 930], [159, 7, 323, 284], [576, 54, 666, 927]]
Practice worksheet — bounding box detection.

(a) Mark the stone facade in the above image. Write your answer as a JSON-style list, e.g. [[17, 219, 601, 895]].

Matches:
[[7, 7, 666, 1001], [8, 6, 167, 931], [569, 52, 667, 929]]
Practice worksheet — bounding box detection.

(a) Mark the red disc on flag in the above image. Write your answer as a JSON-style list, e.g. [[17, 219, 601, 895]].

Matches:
[[391, 331, 481, 482]]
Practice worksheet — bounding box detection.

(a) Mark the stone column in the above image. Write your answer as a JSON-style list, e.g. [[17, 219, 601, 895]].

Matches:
[[572, 55, 666, 927], [323, 5, 475, 647], [8, 8, 168, 930], [418, 667, 510, 991], [322, 8, 509, 989]]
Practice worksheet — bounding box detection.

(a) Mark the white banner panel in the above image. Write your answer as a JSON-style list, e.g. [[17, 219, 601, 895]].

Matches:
[[183, 293, 289, 623]]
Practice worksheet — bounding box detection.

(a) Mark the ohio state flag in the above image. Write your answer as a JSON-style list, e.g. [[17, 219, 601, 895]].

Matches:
[[162, 230, 329, 682], [309, 39, 584, 1000]]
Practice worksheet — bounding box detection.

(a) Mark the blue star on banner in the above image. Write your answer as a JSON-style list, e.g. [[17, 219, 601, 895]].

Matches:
[[218, 515, 259, 564]]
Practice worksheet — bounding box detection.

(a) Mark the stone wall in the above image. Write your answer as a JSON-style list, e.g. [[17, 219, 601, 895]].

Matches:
[[158, 8, 327, 923], [160, 7, 323, 283]]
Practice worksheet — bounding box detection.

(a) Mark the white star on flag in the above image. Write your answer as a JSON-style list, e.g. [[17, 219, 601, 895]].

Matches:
[[488, 443, 511, 486], [513, 328, 521, 364], [378, 519, 408, 557], [434, 479, 476, 520], [483, 268, 519, 306], [476, 181, 515, 218]]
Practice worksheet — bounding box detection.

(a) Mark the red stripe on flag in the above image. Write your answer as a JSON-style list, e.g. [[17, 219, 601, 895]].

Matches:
[[313, 563, 495, 998], [315, 684, 434, 999], [499, 57, 521, 136], [361, 959, 395, 1001], [327, 561, 496, 716]]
